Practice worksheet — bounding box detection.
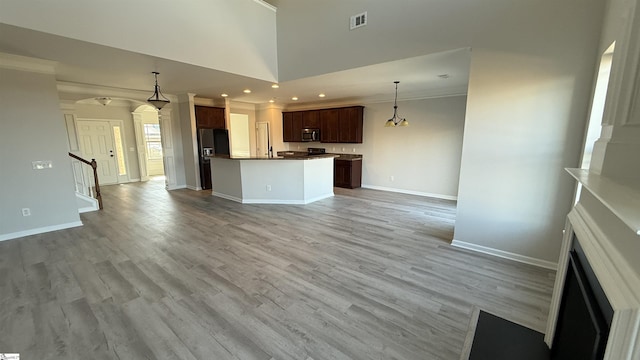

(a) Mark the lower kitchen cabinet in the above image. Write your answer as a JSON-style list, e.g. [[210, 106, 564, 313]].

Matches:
[[334, 159, 362, 189]]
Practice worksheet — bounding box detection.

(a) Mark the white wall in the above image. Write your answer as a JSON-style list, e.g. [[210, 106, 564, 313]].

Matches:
[[453, 2, 605, 264], [0, 68, 81, 239], [360, 98, 465, 199], [0, 0, 278, 82]]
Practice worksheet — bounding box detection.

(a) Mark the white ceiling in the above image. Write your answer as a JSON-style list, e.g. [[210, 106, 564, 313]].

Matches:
[[0, 23, 470, 106]]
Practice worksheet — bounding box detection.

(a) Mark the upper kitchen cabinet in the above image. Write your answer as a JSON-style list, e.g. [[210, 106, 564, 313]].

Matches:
[[284, 106, 364, 143], [195, 105, 225, 129], [337, 106, 363, 143], [302, 110, 320, 129], [320, 109, 339, 143], [282, 112, 302, 142]]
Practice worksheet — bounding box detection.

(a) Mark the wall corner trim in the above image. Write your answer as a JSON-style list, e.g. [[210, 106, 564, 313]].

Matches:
[[451, 239, 558, 270], [0, 221, 83, 242]]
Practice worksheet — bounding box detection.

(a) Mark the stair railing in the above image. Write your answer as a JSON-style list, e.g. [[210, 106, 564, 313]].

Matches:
[[68, 152, 103, 210]]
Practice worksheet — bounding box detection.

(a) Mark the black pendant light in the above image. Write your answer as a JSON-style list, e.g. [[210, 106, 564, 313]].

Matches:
[[385, 81, 409, 127], [147, 71, 170, 110]]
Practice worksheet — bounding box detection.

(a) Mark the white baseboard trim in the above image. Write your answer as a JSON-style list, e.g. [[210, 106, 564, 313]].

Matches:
[[78, 206, 98, 213], [361, 184, 457, 201], [187, 185, 203, 191], [212, 192, 243, 203], [167, 184, 187, 190], [451, 239, 558, 270], [212, 192, 334, 205], [0, 221, 83, 242], [128, 178, 141, 182]]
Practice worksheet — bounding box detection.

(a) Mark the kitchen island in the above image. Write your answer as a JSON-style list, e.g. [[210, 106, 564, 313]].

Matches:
[[207, 154, 337, 204]]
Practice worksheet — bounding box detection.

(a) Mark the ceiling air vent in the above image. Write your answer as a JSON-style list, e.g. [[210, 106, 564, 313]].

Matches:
[[350, 12, 367, 30]]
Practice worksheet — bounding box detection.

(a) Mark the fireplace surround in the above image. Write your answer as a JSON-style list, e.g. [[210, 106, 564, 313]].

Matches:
[[544, 170, 640, 359]]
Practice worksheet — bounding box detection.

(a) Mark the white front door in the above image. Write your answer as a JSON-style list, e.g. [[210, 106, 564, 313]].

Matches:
[[77, 120, 119, 185]]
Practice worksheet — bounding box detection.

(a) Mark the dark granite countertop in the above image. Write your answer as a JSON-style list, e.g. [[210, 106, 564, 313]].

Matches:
[[332, 153, 363, 161], [277, 151, 363, 161], [207, 154, 337, 160]]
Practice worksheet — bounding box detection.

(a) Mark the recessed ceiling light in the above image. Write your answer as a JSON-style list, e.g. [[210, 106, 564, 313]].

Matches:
[[318, 93, 326, 98], [243, 89, 252, 94], [291, 96, 299, 101], [271, 84, 280, 89], [438, 74, 451, 79], [269, 99, 275, 103], [221, 93, 228, 97]]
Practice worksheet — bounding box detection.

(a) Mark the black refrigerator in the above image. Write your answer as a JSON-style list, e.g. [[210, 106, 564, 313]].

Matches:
[[198, 128, 229, 190]]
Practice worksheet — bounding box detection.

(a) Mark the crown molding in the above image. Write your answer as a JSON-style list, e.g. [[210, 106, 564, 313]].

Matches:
[[256, 103, 285, 111], [0, 52, 57, 74], [229, 100, 258, 111], [57, 81, 179, 103], [280, 88, 468, 111]]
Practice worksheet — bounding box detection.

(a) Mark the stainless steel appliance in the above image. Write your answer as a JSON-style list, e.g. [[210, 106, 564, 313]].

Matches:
[[307, 147, 326, 156], [197, 128, 230, 190], [302, 128, 320, 142]]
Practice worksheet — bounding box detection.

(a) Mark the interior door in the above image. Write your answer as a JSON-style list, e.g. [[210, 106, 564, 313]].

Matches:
[[256, 121, 270, 158], [77, 120, 118, 185]]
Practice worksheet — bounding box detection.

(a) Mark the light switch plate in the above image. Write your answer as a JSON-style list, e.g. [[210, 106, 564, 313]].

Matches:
[[32, 160, 53, 169]]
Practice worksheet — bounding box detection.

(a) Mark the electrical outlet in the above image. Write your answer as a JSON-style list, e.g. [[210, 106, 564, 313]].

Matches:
[[22, 208, 31, 216], [341, 147, 345, 152], [266, 185, 272, 191], [352, 148, 356, 152], [390, 176, 395, 182]]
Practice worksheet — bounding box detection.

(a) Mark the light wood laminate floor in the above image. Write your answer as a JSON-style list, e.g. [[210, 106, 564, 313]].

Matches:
[[0, 179, 556, 359]]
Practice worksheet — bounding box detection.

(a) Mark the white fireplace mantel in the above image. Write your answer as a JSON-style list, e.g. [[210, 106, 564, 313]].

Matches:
[[566, 169, 640, 235]]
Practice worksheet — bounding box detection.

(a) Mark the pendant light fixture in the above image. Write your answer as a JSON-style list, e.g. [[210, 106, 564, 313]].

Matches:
[[385, 81, 409, 127], [147, 71, 170, 110]]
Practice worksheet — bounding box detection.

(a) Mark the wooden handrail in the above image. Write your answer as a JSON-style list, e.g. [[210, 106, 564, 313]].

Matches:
[[68, 152, 103, 210], [68, 152, 92, 165]]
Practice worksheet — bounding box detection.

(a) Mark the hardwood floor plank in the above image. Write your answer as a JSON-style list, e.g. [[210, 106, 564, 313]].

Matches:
[[122, 297, 198, 360], [114, 260, 166, 302], [91, 301, 158, 360], [1, 179, 556, 359], [94, 260, 139, 304], [68, 259, 111, 304]]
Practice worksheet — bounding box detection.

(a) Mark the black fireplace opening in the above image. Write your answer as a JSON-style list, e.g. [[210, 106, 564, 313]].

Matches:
[[551, 239, 613, 360]]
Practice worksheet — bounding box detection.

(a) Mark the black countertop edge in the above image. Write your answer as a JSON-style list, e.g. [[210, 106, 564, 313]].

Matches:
[[206, 154, 338, 160]]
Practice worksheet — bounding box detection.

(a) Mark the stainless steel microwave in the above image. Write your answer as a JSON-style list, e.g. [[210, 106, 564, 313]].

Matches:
[[302, 128, 320, 142]]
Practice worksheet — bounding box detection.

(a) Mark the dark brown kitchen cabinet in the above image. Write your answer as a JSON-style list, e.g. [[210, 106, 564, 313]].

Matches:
[[334, 159, 362, 189], [302, 110, 320, 128], [282, 112, 302, 142], [284, 106, 364, 143], [320, 109, 339, 143], [195, 106, 225, 129], [338, 106, 363, 143]]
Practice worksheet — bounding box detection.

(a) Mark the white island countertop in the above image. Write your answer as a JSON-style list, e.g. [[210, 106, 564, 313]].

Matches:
[[208, 155, 335, 204]]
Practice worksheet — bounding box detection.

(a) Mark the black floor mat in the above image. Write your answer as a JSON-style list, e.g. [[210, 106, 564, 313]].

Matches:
[[469, 311, 550, 360]]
